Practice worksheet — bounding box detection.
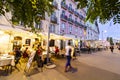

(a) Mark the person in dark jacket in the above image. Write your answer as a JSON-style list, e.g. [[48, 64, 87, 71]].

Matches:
[[110, 45, 114, 53]]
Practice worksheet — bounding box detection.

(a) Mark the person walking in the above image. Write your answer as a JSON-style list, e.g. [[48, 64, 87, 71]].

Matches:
[[64, 41, 72, 72], [110, 45, 114, 53], [87, 45, 91, 54]]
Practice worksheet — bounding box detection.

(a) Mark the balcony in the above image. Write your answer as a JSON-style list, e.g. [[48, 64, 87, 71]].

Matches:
[[50, 16, 57, 24], [68, 18, 74, 24], [61, 2, 68, 10], [60, 14, 68, 21], [78, 22, 83, 27], [52, 1, 58, 9], [79, 14, 84, 20], [74, 11, 79, 16], [74, 21, 79, 26], [68, 7, 74, 14]]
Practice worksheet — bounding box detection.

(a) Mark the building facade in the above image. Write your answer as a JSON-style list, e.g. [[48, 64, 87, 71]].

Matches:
[[0, 0, 87, 52], [86, 21, 99, 40], [40, 0, 87, 49]]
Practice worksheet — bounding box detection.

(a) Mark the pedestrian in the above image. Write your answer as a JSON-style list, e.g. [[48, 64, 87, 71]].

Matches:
[[35, 46, 43, 68], [72, 45, 77, 60], [118, 45, 120, 52], [87, 45, 91, 54], [110, 45, 114, 53], [64, 41, 72, 72]]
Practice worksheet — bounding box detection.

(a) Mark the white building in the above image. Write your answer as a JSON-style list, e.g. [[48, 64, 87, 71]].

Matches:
[[86, 21, 100, 40]]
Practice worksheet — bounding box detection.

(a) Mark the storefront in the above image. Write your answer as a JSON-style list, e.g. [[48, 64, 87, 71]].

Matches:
[[0, 25, 40, 54]]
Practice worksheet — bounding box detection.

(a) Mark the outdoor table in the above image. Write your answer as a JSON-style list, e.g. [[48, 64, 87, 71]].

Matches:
[[0, 54, 15, 66]]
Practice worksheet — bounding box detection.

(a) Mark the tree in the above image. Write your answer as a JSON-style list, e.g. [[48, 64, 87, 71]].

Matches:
[[109, 37, 114, 45], [0, 0, 54, 30], [75, 0, 120, 24]]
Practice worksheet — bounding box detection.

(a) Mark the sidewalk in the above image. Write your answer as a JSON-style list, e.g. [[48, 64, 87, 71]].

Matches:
[[0, 66, 69, 80]]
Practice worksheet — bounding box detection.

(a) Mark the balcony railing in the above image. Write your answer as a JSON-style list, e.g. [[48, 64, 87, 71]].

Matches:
[[79, 14, 84, 20], [74, 21, 79, 26], [68, 7, 74, 13], [68, 18, 74, 24], [52, 1, 58, 9], [79, 22, 83, 27], [61, 2, 68, 10], [74, 11, 79, 16], [50, 16, 57, 24], [60, 14, 68, 21]]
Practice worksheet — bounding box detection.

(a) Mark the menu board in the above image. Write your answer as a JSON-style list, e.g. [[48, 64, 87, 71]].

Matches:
[[26, 50, 36, 69]]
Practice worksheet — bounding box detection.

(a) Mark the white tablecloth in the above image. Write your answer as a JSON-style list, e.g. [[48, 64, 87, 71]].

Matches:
[[0, 54, 15, 66]]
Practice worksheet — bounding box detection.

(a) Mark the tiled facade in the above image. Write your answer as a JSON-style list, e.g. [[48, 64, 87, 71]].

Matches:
[[60, 0, 86, 39], [41, 0, 87, 40]]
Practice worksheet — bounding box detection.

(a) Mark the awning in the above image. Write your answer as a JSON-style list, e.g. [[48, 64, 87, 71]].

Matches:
[[0, 24, 37, 38]]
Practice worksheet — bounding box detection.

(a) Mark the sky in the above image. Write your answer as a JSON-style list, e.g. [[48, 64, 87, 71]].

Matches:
[[98, 20, 120, 40]]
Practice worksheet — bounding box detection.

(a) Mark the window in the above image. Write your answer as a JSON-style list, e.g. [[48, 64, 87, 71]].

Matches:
[[75, 28, 78, 32], [69, 25, 72, 32], [61, 23, 65, 29], [62, 10, 65, 15], [25, 39, 31, 46], [80, 30, 82, 34], [35, 22, 42, 29], [69, 14, 72, 19], [75, 18, 77, 21], [52, 12, 56, 17], [50, 24, 55, 33], [69, 3, 72, 8]]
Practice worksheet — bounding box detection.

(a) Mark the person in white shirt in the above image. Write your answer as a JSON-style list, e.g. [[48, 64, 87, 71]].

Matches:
[[65, 41, 72, 72]]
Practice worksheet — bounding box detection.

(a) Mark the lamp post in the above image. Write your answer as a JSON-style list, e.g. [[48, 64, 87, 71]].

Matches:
[[46, 23, 50, 65]]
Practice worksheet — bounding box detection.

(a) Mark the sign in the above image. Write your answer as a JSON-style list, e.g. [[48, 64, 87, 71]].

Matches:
[[26, 50, 36, 69]]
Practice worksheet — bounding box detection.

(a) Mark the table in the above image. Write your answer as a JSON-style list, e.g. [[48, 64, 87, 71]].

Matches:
[[0, 54, 15, 66]]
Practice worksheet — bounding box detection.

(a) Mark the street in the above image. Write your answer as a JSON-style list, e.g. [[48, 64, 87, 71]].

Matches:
[[1, 49, 120, 80], [54, 49, 120, 80]]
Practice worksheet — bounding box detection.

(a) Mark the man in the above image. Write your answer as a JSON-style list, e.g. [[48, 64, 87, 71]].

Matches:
[[65, 41, 72, 72]]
